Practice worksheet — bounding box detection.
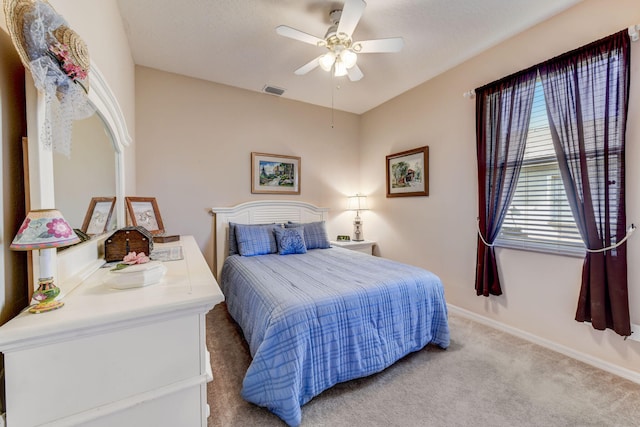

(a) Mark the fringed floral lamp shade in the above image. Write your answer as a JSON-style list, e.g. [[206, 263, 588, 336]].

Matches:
[[11, 209, 79, 250], [11, 209, 79, 314]]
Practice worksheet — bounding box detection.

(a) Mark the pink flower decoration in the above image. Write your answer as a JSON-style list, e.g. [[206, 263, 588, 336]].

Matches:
[[63, 63, 88, 80], [122, 252, 150, 265], [47, 218, 72, 238], [49, 42, 67, 58], [18, 218, 31, 235], [48, 42, 87, 82]]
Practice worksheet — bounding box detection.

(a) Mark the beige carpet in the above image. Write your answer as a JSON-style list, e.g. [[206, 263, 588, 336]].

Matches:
[[206, 303, 640, 427]]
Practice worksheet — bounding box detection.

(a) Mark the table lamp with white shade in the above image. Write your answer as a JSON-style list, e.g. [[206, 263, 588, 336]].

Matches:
[[10, 209, 80, 314]]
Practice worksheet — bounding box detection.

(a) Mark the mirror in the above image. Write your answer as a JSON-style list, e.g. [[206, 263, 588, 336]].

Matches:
[[53, 113, 116, 232], [26, 61, 131, 294]]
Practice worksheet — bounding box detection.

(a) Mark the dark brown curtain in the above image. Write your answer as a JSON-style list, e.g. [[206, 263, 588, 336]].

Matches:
[[539, 30, 631, 336], [475, 70, 537, 296]]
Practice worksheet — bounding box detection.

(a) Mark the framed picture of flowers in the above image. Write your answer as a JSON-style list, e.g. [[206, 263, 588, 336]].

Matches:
[[251, 152, 300, 194], [386, 146, 429, 197]]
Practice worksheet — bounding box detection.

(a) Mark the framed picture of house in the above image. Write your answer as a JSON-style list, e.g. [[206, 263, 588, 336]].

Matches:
[[125, 196, 165, 235], [81, 197, 116, 235], [386, 146, 429, 197], [251, 152, 301, 194]]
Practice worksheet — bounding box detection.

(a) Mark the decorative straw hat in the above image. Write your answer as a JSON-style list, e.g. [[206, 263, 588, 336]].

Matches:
[[3, 0, 90, 90], [3, 0, 33, 69], [53, 25, 91, 76]]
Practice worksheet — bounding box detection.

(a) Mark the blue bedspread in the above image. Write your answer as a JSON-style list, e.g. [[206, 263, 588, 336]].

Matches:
[[220, 247, 450, 426]]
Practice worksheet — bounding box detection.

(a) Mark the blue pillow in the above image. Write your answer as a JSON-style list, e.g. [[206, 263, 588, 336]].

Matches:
[[229, 222, 274, 255], [286, 221, 330, 249], [234, 223, 278, 256], [274, 227, 307, 255]]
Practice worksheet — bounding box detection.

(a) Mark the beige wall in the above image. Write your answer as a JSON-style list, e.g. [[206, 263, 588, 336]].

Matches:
[[361, 0, 640, 376], [134, 67, 361, 267]]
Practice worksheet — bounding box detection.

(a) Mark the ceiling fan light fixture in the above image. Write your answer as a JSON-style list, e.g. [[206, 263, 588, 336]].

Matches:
[[337, 32, 350, 42], [276, 0, 404, 83], [319, 52, 336, 72], [334, 60, 348, 77], [340, 49, 357, 69]]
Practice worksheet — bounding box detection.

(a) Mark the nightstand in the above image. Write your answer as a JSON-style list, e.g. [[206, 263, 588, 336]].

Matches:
[[330, 240, 376, 255]]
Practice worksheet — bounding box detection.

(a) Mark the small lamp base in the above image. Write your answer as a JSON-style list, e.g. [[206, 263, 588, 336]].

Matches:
[[353, 215, 364, 242], [29, 300, 65, 314], [29, 277, 64, 314]]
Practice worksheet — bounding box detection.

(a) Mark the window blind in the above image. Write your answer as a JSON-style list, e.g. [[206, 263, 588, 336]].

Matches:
[[496, 79, 584, 255]]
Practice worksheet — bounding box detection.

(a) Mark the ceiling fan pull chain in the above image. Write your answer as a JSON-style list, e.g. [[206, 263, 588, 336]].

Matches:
[[331, 74, 335, 129]]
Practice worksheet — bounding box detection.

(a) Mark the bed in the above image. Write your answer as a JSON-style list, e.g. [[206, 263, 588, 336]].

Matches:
[[211, 201, 450, 426]]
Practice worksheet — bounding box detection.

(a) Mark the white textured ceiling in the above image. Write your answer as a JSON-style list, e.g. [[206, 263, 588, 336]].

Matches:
[[116, 0, 582, 114]]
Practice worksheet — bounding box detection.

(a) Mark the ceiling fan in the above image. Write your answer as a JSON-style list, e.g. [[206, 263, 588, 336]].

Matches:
[[276, 0, 404, 82]]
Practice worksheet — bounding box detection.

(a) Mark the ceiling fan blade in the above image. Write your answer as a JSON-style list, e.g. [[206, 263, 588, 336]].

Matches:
[[276, 25, 324, 46], [294, 56, 321, 75], [347, 64, 364, 82], [337, 0, 366, 38], [353, 37, 404, 53]]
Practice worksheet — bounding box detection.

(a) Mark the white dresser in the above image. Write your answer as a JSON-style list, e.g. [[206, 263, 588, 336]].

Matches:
[[0, 235, 224, 427]]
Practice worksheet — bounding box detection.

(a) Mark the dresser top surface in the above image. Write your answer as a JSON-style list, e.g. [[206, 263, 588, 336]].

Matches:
[[0, 236, 224, 350]]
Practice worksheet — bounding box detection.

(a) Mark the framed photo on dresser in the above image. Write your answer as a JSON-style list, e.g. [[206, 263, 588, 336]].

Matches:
[[125, 196, 165, 235], [81, 197, 116, 235]]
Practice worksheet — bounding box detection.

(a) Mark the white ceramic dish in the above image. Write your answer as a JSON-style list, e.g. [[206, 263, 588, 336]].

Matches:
[[103, 261, 167, 289]]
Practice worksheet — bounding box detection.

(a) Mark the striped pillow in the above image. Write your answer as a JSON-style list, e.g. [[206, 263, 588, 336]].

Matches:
[[228, 222, 275, 255], [285, 221, 330, 249], [234, 223, 279, 256]]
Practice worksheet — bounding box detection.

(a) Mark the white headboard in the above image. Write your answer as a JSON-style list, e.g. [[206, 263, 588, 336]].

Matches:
[[210, 200, 329, 279]]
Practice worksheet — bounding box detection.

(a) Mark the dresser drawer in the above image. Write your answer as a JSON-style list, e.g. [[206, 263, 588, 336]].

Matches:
[[5, 314, 202, 427]]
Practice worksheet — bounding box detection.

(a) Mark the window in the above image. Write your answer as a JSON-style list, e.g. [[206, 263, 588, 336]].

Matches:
[[495, 79, 584, 255]]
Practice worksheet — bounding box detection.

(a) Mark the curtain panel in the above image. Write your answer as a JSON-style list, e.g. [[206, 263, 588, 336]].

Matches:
[[539, 30, 631, 336], [475, 70, 537, 296], [475, 29, 631, 336]]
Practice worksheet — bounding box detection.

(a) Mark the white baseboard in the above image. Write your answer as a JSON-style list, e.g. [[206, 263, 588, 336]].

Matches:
[[630, 323, 640, 342], [447, 304, 640, 385]]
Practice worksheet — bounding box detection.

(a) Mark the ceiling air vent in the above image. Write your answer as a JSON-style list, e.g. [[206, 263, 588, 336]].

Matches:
[[263, 85, 285, 96]]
